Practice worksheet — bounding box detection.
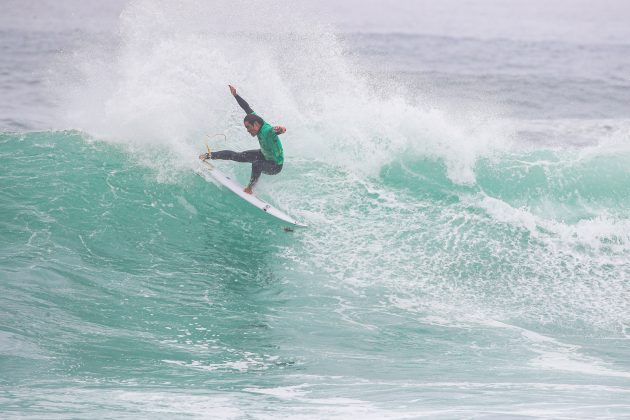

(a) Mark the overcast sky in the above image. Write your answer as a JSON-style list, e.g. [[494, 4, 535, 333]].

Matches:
[[2, 0, 629, 44]]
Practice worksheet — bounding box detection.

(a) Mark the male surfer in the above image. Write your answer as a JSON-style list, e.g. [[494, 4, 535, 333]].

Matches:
[[199, 85, 286, 194]]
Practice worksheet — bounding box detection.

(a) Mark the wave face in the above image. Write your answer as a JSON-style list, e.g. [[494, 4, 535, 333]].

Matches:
[[2, 0, 630, 417]]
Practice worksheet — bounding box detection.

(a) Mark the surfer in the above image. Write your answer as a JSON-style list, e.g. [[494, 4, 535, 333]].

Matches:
[[199, 85, 286, 194]]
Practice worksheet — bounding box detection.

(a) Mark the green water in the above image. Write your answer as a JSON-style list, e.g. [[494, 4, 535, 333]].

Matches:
[[1, 131, 629, 418]]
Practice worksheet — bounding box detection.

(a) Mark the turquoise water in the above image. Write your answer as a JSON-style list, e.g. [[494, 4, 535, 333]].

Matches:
[[2, 129, 629, 417], [2, 0, 630, 418]]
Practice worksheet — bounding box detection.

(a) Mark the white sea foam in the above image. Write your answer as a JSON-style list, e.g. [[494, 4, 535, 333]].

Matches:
[[56, 0, 513, 187]]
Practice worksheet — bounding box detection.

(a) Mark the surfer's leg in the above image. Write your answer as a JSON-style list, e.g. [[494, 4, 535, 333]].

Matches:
[[248, 158, 265, 187], [211, 149, 261, 163], [248, 159, 282, 188], [261, 161, 283, 176]]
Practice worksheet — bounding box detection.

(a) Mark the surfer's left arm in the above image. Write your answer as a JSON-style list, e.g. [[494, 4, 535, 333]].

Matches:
[[273, 126, 286, 135], [229, 85, 254, 114]]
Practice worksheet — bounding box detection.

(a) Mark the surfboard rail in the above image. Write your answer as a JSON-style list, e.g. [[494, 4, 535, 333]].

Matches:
[[201, 160, 307, 228]]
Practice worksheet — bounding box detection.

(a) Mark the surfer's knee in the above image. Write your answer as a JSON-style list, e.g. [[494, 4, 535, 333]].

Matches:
[[262, 162, 282, 175]]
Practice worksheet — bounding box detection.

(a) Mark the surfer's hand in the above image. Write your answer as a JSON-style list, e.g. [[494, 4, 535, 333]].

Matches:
[[229, 85, 237, 96], [273, 126, 286, 134], [243, 186, 253, 194]]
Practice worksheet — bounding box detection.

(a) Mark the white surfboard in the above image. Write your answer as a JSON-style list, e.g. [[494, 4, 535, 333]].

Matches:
[[201, 160, 307, 227]]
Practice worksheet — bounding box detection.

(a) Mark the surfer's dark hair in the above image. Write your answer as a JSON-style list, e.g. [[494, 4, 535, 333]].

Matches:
[[244, 114, 264, 126]]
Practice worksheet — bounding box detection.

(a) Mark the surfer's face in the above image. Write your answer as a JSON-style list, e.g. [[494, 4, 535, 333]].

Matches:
[[244, 121, 260, 136]]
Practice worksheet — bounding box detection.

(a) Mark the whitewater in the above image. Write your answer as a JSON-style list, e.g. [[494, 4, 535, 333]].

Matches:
[[1, 0, 630, 418]]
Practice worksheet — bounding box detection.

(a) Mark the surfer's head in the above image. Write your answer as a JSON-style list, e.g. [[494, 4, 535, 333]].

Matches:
[[244, 114, 264, 136]]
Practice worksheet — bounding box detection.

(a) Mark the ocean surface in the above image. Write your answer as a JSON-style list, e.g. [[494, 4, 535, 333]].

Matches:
[[2, 1, 630, 418]]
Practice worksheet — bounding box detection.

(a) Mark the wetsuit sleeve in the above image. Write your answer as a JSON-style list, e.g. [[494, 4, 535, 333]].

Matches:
[[234, 94, 254, 115]]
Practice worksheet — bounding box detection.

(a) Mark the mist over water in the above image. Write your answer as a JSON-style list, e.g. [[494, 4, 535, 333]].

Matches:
[[2, 0, 630, 418], [55, 0, 514, 186]]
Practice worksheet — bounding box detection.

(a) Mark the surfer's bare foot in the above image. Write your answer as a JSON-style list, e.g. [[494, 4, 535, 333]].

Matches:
[[199, 153, 211, 161], [243, 186, 253, 194]]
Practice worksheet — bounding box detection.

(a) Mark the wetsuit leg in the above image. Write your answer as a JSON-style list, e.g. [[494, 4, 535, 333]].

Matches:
[[211, 149, 282, 188], [249, 159, 282, 187], [211, 149, 262, 163]]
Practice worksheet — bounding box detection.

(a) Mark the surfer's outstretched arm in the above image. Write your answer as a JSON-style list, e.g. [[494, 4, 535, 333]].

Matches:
[[229, 85, 254, 114], [229, 85, 287, 135]]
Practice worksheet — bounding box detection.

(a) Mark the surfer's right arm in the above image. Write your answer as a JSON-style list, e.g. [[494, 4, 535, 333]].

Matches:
[[229, 85, 254, 114]]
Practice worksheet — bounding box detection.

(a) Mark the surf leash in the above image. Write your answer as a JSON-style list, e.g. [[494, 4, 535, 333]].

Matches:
[[204, 133, 227, 159]]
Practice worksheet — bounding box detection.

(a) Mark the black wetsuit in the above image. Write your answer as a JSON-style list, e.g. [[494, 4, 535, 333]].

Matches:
[[211, 94, 283, 188]]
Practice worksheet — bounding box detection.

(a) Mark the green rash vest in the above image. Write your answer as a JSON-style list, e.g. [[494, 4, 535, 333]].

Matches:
[[234, 94, 284, 165], [255, 115, 284, 165]]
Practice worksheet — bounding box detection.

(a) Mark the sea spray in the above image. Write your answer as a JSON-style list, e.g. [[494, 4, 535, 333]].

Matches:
[[56, 0, 510, 184]]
